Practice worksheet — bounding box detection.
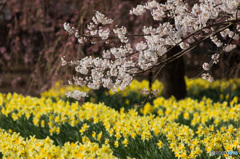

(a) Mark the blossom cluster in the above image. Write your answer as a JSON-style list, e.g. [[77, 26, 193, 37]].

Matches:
[[62, 0, 240, 100]]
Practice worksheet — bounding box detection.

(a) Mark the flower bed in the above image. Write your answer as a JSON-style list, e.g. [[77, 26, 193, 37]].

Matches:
[[0, 78, 240, 158]]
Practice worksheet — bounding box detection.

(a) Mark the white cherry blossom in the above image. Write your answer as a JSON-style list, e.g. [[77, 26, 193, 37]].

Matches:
[[62, 0, 240, 100]]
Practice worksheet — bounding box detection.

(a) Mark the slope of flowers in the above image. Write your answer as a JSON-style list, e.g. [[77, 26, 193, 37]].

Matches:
[[142, 96, 240, 151], [1, 91, 240, 158], [0, 128, 116, 158]]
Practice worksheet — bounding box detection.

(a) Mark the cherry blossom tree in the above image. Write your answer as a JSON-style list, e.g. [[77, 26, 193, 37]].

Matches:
[[61, 0, 240, 100]]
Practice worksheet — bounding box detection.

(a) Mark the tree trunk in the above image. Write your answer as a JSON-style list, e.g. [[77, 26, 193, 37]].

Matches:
[[161, 46, 186, 100]]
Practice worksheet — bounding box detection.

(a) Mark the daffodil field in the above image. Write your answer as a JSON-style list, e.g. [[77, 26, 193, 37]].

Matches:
[[0, 78, 240, 158]]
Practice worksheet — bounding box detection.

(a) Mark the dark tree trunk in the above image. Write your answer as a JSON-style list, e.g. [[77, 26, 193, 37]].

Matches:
[[0, 17, 7, 46], [161, 46, 186, 100]]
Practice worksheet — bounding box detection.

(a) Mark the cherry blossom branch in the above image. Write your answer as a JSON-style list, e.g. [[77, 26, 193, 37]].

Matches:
[[136, 21, 237, 75], [61, 0, 240, 100]]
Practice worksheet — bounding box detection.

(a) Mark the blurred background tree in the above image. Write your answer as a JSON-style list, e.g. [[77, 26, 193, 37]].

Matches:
[[0, 0, 239, 99]]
